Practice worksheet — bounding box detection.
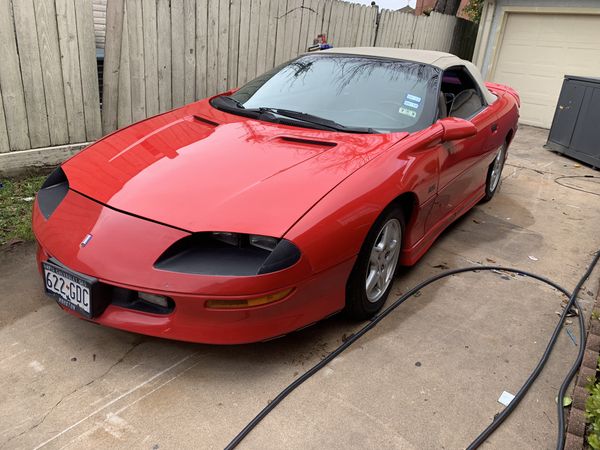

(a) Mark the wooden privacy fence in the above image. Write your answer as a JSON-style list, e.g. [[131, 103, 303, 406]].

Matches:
[[102, 0, 477, 135], [102, 0, 378, 133], [0, 0, 101, 155], [375, 10, 477, 58], [0, 0, 479, 169]]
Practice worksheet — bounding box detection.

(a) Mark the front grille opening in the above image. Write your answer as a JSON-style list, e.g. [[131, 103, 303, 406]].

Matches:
[[110, 285, 175, 315]]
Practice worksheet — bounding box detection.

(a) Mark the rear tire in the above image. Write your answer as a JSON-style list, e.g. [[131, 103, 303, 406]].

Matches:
[[481, 143, 507, 203], [345, 207, 404, 320]]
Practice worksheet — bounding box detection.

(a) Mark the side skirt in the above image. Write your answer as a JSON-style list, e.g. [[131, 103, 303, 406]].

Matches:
[[399, 185, 485, 265]]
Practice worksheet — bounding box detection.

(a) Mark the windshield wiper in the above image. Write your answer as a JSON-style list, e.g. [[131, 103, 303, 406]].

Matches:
[[213, 95, 245, 109], [211, 96, 376, 134], [256, 107, 376, 134]]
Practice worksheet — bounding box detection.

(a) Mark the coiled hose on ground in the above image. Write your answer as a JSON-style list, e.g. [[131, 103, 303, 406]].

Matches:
[[225, 251, 600, 450]]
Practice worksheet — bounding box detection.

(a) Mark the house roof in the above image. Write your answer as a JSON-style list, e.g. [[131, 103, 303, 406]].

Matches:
[[398, 6, 415, 13], [320, 47, 497, 104]]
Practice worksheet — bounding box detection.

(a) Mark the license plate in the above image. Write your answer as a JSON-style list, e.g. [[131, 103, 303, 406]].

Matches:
[[43, 262, 94, 317]]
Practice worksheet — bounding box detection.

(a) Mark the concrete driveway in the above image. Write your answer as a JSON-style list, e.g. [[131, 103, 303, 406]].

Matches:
[[1, 125, 599, 450]]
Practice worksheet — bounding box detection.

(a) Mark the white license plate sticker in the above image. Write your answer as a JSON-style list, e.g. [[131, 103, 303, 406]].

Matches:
[[43, 263, 92, 316]]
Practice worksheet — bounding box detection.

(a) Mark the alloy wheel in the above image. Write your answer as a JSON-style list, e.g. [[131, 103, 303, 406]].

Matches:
[[365, 218, 401, 303], [489, 145, 506, 192]]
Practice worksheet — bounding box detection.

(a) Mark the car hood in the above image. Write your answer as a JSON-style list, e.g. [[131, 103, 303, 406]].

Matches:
[[63, 101, 407, 237]]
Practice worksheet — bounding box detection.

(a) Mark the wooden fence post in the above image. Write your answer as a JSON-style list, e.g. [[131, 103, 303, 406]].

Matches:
[[0, 0, 30, 151], [102, 0, 124, 134], [76, 0, 103, 140]]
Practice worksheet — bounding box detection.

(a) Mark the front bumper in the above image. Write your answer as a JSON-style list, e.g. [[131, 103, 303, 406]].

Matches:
[[33, 190, 352, 344]]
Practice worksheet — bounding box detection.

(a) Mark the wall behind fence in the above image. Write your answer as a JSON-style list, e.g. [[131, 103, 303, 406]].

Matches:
[[0, 0, 101, 154], [93, 0, 108, 48]]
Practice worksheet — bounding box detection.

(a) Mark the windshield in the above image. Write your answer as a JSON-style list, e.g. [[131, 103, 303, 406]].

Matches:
[[222, 54, 440, 133]]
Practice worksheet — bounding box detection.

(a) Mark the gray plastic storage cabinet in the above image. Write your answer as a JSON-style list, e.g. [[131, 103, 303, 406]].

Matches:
[[546, 75, 600, 169]]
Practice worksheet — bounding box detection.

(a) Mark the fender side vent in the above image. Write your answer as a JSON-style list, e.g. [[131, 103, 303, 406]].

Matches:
[[279, 136, 337, 148], [192, 115, 219, 127]]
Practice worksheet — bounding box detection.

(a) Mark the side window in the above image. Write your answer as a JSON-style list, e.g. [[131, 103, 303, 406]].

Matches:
[[440, 66, 485, 120]]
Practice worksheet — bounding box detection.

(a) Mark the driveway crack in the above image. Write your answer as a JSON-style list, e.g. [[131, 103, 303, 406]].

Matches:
[[0, 338, 144, 448]]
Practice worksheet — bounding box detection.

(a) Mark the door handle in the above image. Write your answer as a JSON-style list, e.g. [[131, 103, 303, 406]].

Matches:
[[491, 123, 498, 133]]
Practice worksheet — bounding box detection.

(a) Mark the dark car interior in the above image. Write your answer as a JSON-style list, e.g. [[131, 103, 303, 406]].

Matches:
[[438, 66, 485, 120]]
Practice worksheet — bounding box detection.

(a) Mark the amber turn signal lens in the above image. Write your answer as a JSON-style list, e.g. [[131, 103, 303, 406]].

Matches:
[[205, 288, 293, 309]]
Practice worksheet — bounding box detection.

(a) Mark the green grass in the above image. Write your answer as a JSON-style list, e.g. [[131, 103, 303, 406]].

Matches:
[[0, 173, 48, 246]]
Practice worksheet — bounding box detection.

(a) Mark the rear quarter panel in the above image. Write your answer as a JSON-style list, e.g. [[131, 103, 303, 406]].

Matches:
[[487, 83, 520, 145]]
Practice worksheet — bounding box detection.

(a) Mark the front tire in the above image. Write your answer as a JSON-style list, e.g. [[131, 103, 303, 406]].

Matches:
[[345, 208, 404, 320], [481, 143, 507, 202]]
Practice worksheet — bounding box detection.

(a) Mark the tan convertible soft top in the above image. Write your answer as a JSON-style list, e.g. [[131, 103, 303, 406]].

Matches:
[[320, 47, 497, 104]]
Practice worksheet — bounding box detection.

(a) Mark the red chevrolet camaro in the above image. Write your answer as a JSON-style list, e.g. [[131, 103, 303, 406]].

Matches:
[[33, 48, 519, 344]]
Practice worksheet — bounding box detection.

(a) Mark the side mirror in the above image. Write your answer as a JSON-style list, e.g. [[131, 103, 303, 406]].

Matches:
[[438, 117, 477, 142]]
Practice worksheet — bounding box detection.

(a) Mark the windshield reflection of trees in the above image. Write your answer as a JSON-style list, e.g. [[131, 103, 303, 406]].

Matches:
[[280, 55, 439, 94], [236, 120, 397, 177]]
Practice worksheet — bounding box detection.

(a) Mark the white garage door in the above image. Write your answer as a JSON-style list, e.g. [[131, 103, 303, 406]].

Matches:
[[492, 13, 600, 128]]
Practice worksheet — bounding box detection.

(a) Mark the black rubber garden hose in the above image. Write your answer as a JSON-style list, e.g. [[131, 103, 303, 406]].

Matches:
[[468, 251, 599, 449], [225, 252, 600, 450], [554, 175, 600, 197], [555, 251, 600, 450]]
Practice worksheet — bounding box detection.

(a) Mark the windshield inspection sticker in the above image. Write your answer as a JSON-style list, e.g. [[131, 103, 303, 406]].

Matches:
[[399, 107, 417, 118], [403, 100, 420, 109], [406, 94, 422, 103]]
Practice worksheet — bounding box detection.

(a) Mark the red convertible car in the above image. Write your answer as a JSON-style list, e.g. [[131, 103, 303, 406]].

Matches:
[[33, 48, 519, 344]]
